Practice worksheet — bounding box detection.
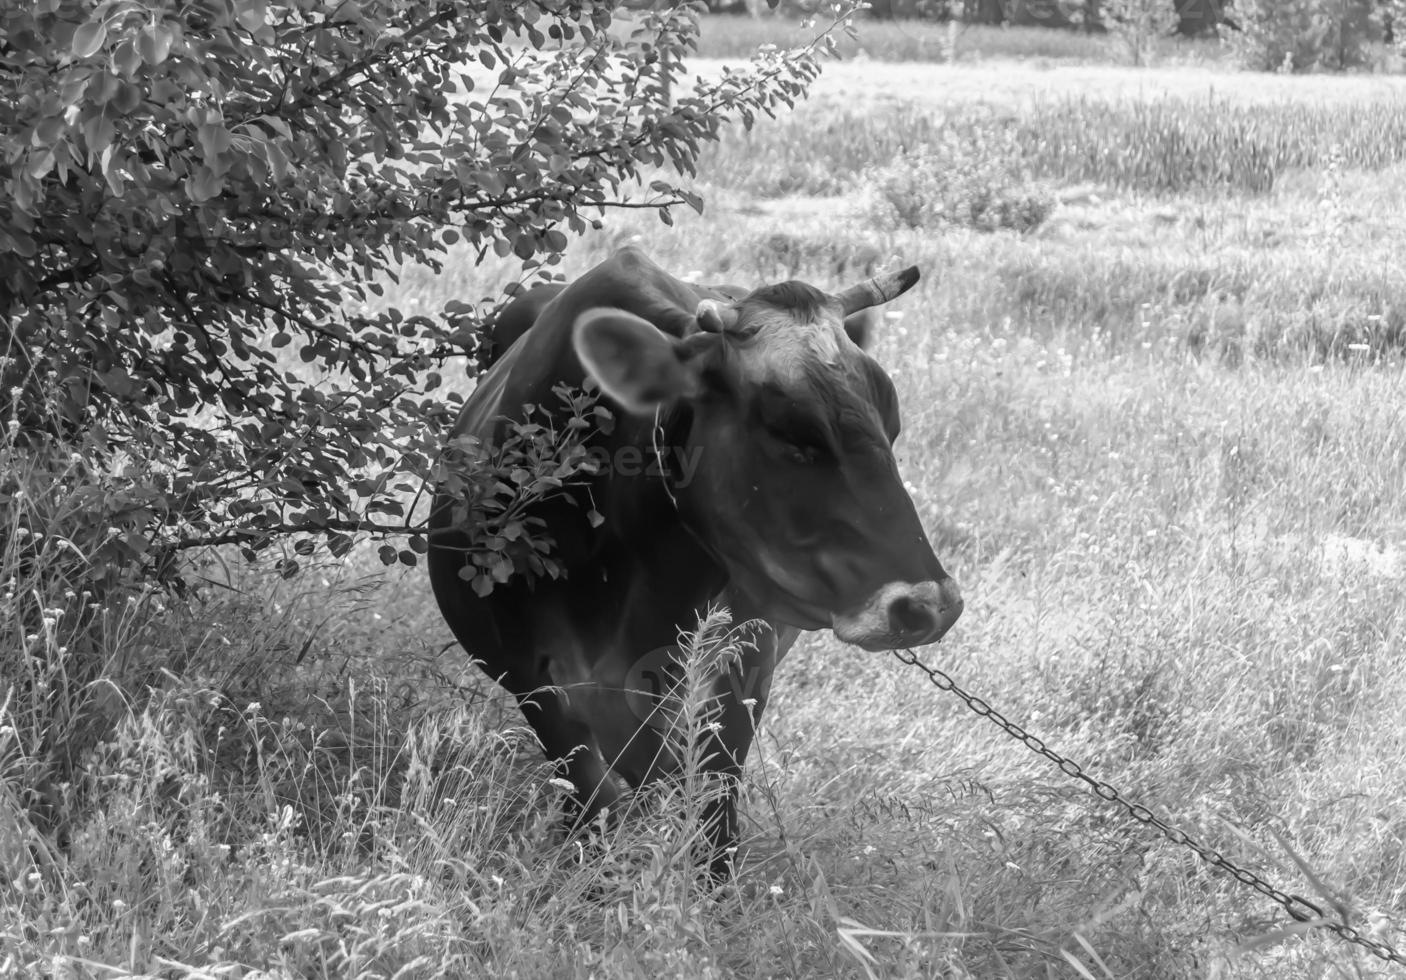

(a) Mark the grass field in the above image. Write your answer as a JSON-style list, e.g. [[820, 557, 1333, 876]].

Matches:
[[7, 19, 1406, 980]]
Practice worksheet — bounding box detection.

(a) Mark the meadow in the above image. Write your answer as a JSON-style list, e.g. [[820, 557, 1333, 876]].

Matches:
[[7, 17, 1406, 980]]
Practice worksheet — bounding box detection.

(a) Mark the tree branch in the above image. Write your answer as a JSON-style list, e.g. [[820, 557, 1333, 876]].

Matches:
[[173, 517, 427, 550]]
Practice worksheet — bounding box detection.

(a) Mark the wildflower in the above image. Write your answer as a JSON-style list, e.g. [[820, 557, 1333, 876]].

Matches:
[[769, 884, 783, 897]]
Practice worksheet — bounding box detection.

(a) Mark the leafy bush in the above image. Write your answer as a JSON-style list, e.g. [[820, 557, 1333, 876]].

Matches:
[[869, 128, 1053, 233], [1228, 0, 1382, 72], [0, 0, 829, 599], [872, 150, 1053, 234], [1103, 0, 1180, 65]]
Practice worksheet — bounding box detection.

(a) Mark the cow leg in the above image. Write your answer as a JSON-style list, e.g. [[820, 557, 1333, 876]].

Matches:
[[694, 618, 795, 879], [589, 660, 761, 879], [516, 689, 623, 832]]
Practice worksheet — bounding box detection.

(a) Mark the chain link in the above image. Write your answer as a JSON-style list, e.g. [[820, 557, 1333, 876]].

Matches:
[[893, 648, 1406, 968]]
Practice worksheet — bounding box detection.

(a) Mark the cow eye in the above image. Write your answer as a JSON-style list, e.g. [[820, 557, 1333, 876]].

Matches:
[[780, 441, 821, 465]]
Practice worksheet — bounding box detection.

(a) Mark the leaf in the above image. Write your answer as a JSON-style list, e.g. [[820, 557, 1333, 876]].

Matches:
[[82, 108, 115, 161], [264, 142, 291, 182], [111, 82, 142, 115], [197, 123, 232, 160], [137, 24, 173, 66], [113, 39, 142, 78], [377, 544, 397, 566], [472, 170, 505, 196], [27, 149, 55, 179], [104, 161, 125, 197], [188, 166, 223, 202], [235, 0, 267, 32], [72, 22, 107, 59]]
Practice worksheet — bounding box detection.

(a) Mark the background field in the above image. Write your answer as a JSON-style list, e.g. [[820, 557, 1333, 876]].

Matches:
[[8, 16, 1406, 980]]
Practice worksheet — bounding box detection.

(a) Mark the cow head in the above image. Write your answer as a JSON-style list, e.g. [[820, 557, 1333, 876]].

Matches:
[[573, 266, 962, 651]]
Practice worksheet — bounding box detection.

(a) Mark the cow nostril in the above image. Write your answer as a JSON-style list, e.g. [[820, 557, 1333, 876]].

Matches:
[[887, 594, 936, 638]]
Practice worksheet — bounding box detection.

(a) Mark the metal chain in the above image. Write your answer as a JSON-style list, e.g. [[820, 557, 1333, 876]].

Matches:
[[893, 648, 1406, 968]]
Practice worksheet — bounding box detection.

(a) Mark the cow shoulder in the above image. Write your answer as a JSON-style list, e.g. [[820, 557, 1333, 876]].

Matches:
[[485, 283, 566, 367]]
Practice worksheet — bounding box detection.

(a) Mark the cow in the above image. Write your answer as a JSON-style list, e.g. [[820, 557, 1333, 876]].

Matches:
[[428, 246, 963, 875]]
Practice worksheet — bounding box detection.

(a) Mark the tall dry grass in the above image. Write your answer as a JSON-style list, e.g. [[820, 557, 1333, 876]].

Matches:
[[701, 95, 1406, 197]]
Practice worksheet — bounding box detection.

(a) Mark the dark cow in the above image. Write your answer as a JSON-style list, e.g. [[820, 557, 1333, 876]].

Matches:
[[429, 247, 962, 873]]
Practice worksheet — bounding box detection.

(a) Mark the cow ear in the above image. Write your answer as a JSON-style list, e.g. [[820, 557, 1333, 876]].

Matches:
[[573, 308, 708, 414]]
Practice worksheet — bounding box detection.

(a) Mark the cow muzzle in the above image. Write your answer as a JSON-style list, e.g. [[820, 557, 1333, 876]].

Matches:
[[832, 578, 963, 652]]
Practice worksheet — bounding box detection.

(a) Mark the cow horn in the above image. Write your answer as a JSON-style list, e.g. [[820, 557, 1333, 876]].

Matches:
[[696, 299, 740, 334], [837, 266, 921, 317]]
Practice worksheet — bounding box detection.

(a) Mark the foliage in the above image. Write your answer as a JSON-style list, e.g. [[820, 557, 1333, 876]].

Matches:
[[432, 382, 612, 598], [1103, 0, 1180, 65], [1227, 0, 1382, 72], [0, 0, 833, 596], [868, 128, 1054, 233]]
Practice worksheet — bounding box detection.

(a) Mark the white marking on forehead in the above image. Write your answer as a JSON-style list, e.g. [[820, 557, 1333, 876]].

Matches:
[[736, 307, 856, 382]]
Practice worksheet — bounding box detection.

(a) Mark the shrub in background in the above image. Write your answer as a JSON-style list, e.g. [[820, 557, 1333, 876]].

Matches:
[[1228, 0, 1382, 72], [1103, 0, 1180, 65], [870, 127, 1054, 233]]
